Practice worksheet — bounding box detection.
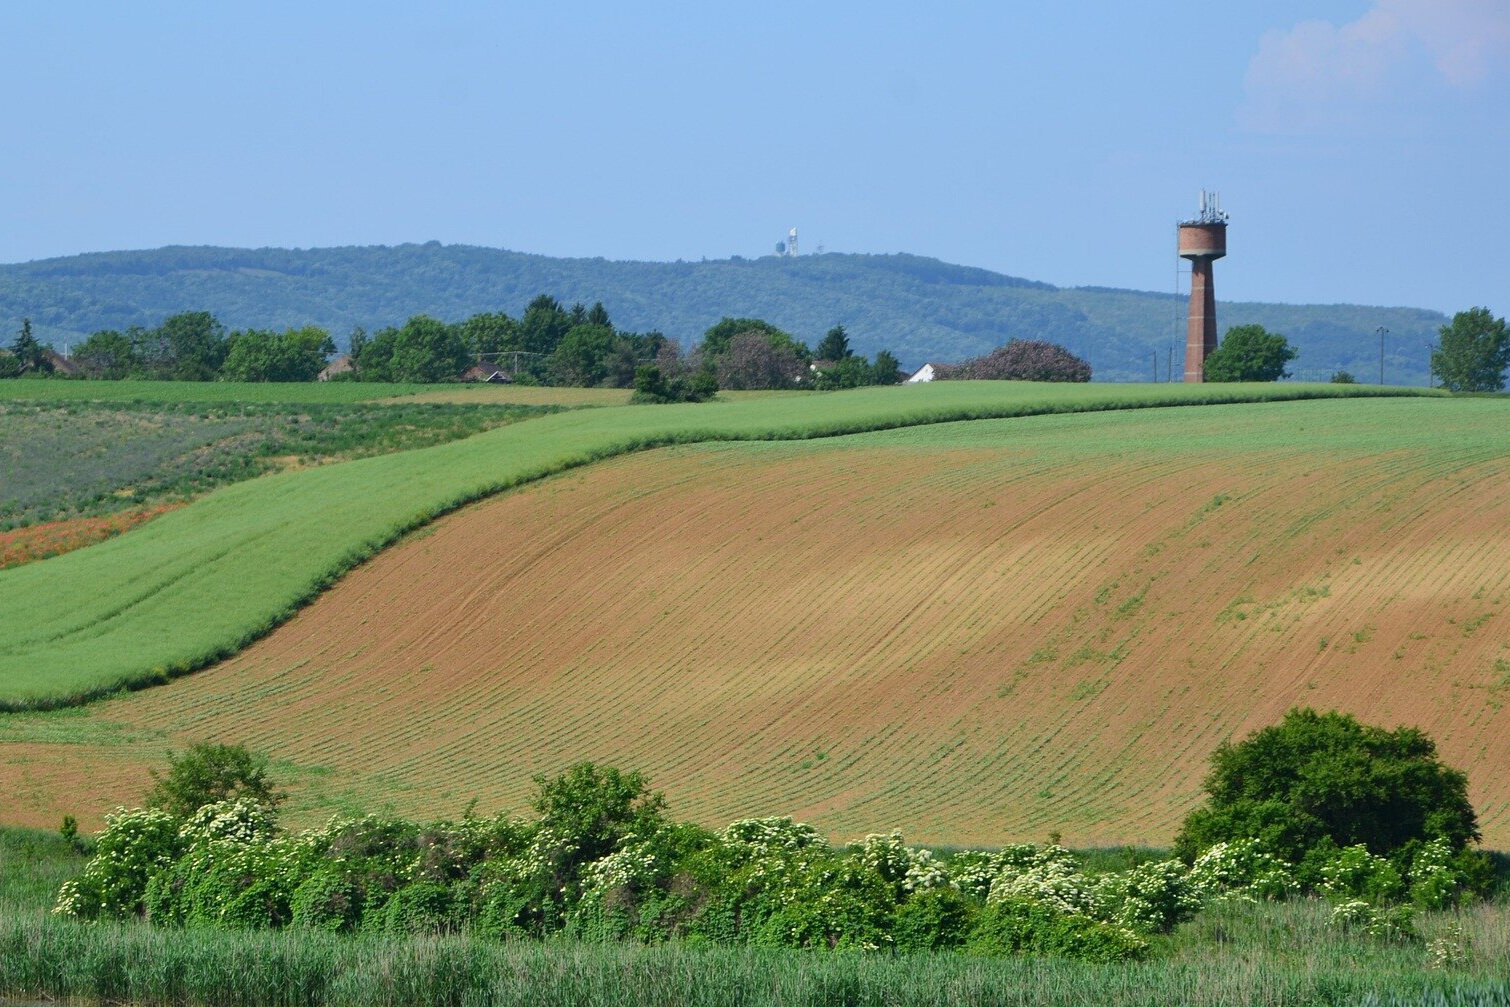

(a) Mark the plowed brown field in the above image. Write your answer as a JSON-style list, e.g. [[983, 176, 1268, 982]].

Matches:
[[4, 398, 1509, 847]]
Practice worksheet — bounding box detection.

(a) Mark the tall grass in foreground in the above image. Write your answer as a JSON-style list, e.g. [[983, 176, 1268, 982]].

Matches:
[[3, 830, 1506, 1007], [1, 908, 1507, 1007], [0, 381, 1447, 710]]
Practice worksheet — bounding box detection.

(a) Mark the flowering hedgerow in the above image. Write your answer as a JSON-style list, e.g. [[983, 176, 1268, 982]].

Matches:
[[51, 762, 1490, 959]]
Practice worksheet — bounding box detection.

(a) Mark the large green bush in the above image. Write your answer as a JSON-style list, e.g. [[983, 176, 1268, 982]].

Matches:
[[288, 872, 362, 932], [966, 898, 1147, 962], [892, 887, 976, 951], [1174, 708, 1479, 866], [146, 742, 284, 819], [1203, 324, 1296, 382]]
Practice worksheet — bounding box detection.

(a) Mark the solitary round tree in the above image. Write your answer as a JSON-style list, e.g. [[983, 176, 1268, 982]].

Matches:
[[1174, 708, 1478, 865], [1203, 324, 1296, 382], [146, 742, 285, 819], [1431, 307, 1509, 392]]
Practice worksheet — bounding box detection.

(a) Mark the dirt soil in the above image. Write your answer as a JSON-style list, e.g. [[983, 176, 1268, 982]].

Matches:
[[0, 506, 180, 569]]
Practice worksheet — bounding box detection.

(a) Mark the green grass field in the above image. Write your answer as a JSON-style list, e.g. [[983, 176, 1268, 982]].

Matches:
[[0, 378, 452, 404], [0, 381, 1437, 709], [0, 378, 807, 410], [0, 400, 552, 529]]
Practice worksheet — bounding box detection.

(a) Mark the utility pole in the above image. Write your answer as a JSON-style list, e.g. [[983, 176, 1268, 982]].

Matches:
[[1377, 326, 1388, 385]]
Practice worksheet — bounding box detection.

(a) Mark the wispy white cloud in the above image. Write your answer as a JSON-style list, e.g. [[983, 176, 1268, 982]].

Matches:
[[1241, 0, 1509, 130]]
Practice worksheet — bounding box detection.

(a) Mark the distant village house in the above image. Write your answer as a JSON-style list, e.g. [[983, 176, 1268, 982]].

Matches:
[[460, 361, 510, 383], [317, 354, 355, 381]]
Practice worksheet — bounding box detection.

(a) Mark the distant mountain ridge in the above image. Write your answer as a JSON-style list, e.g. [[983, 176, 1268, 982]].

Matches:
[[0, 244, 1444, 383]]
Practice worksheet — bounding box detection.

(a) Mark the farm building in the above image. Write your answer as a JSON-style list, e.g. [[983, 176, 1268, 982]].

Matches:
[[905, 363, 939, 383], [318, 355, 355, 381], [461, 362, 510, 383], [42, 350, 81, 376]]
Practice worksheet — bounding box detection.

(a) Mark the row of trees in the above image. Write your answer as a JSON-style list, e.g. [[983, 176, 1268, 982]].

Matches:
[[352, 297, 673, 386], [9, 306, 1503, 391], [350, 306, 905, 392], [0, 300, 905, 393], [0, 312, 338, 383]]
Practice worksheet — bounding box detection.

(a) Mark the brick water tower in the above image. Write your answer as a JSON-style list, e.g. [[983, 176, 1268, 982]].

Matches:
[[1179, 190, 1228, 382]]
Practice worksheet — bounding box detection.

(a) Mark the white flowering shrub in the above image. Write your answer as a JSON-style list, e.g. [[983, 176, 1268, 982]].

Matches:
[[484, 823, 579, 931], [179, 798, 278, 845], [1331, 899, 1377, 928], [856, 833, 947, 895], [474, 852, 550, 939], [946, 851, 1000, 900], [1426, 922, 1470, 970], [721, 817, 827, 863], [143, 800, 297, 929], [986, 846, 1097, 917], [53, 807, 182, 920], [1318, 845, 1405, 903], [1407, 838, 1461, 911], [567, 832, 665, 940], [1329, 898, 1417, 941], [995, 842, 1068, 873], [750, 857, 896, 951], [579, 836, 663, 897], [59, 756, 1491, 958], [1093, 860, 1201, 934], [1187, 840, 1298, 902], [904, 847, 949, 892], [711, 817, 831, 919]]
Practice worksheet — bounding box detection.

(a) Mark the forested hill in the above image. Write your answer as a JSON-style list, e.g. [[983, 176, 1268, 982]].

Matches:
[[0, 244, 1445, 382]]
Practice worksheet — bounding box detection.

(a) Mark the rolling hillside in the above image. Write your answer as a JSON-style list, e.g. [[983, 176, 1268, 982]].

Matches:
[[0, 245, 1446, 382], [0, 382, 1424, 710], [3, 395, 1507, 847]]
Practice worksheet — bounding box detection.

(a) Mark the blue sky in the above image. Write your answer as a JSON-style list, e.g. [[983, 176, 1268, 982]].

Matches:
[[1, 1, 1505, 313]]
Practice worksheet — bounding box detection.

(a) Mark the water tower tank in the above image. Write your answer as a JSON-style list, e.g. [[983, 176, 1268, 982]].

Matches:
[[1177, 223, 1226, 260]]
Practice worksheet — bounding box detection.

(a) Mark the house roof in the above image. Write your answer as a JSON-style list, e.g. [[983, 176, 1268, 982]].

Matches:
[[43, 350, 81, 376], [317, 355, 355, 380], [461, 362, 509, 383]]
